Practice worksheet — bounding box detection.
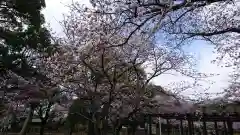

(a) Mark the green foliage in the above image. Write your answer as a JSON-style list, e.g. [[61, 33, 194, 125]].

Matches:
[[0, 0, 54, 76], [0, 112, 18, 131], [65, 99, 90, 129], [0, 1, 56, 124]]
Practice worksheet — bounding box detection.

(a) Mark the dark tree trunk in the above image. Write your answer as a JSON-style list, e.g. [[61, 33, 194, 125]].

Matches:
[[88, 121, 95, 135], [114, 124, 122, 135], [39, 102, 52, 135], [40, 121, 46, 135], [202, 120, 207, 135], [19, 107, 34, 135], [214, 121, 218, 135], [69, 127, 73, 135], [156, 123, 160, 135], [115, 128, 121, 135], [227, 121, 233, 135], [180, 120, 184, 135], [167, 119, 170, 135], [132, 125, 137, 135], [132, 128, 136, 135], [127, 127, 131, 135], [223, 121, 227, 135], [144, 116, 147, 135], [192, 121, 194, 135], [188, 119, 192, 135], [102, 119, 109, 135], [149, 116, 152, 135]]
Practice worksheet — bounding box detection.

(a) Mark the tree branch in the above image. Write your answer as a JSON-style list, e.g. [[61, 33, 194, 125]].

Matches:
[[182, 27, 240, 37]]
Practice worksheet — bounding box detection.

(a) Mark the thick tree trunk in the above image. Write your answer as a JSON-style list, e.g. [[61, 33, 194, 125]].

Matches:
[[69, 128, 73, 135], [223, 121, 227, 135], [115, 127, 121, 135], [19, 107, 34, 135], [149, 116, 152, 135], [40, 103, 52, 135], [66, 127, 73, 135], [202, 120, 207, 135], [63, 119, 73, 135], [227, 121, 233, 135], [191, 121, 194, 135], [188, 119, 192, 135], [66, 126, 73, 135], [40, 121, 46, 135], [156, 123, 160, 135], [167, 119, 170, 135], [127, 127, 132, 135], [132, 126, 137, 135], [113, 125, 122, 135], [214, 121, 218, 135], [88, 121, 95, 135], [180, 120, 184, 135], [102, 119, 109, 135]]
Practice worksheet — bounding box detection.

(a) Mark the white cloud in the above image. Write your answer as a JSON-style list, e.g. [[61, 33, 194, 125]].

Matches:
[[42, 0, 90, 35], [153, 42, 233, 98]]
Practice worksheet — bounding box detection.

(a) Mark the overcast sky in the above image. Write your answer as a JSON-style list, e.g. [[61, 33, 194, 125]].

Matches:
[[43, 0, 233, 99]]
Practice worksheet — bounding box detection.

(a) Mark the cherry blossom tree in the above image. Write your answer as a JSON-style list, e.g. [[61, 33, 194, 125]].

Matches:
[[0, 68, 68, 135], [45, 44, 195, 135], [81, 0, 240, 104], [38, 4, 209, 134]]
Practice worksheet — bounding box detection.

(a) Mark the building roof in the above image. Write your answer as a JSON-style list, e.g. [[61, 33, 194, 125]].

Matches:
[[145, 85, 195, 114]]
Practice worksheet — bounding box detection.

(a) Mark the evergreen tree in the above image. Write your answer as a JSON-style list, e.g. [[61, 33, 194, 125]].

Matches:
[[0, 0, 54, 77], [0, 2, 55, 134]]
